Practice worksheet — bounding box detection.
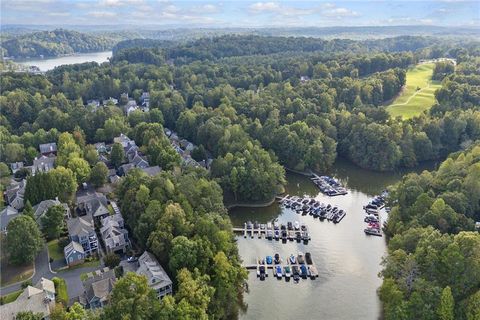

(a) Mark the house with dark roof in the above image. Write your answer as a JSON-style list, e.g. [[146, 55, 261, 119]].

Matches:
[[67, 215, 98, 255], [118, 163, 135, 176], [76, 192, 109, 223], [39, 142, 57, 156], [64, 241, 85, 267], [81, 268, 116, 309], [130, 152, 149, 168], [4, 179, 26, 210], [100, 214, 129, 254], [33, 199, 70, 225], [0, 206, 19, 233], [30, 155, 56, 175], [135, 251, 172, 298]]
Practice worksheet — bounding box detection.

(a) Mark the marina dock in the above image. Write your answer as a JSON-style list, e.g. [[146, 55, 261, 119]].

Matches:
[[233, 221, 311, 243], [243, 253, 319, 281]]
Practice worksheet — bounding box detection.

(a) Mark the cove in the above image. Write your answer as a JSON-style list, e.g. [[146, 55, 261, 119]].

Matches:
[[230, 158, 437, 320]]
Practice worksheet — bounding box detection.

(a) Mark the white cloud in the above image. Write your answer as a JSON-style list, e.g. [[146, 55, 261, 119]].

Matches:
[[98, 0, 143, 7], [49, 11, 70, 17], [88, 11, 117, 18], [323, 7, 359, 18], [249, 2, 281, 14]]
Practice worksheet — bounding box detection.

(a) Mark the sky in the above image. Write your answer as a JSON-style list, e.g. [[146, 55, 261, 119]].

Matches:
[[1, 0, 479, 28]]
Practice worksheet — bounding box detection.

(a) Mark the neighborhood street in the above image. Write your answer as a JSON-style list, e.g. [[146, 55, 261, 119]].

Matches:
[[0, 246, 102, 300]]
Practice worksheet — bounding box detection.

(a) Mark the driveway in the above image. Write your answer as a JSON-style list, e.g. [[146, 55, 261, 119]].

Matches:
[[1, 246, 103, 300]]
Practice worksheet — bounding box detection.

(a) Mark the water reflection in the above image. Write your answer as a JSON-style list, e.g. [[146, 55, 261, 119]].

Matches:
[[230, 159, 437, 320]]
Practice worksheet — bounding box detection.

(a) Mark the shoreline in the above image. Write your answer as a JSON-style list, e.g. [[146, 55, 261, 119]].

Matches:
[[225, 195, 277, 210]]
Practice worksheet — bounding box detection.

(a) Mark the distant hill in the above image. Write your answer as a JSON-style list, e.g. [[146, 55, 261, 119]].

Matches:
[[1, 29, 118, 59]]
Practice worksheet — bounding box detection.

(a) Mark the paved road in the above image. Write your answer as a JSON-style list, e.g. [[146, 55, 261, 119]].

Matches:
[[1, 246, 102, 300]]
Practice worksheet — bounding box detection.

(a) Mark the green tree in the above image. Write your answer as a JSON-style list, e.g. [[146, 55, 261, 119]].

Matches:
[[110, 143, 125, 168], [104, 272, 161, 320], [6, 215, 43, 265], [466, 291, 480, 320], [90, 162, 108, 187], [0, 162, 10, 178], [67, 156, 91, 184], [104, 252, 120, 269], [3, 143, 25, 163], [41, 205, 65, 239], [438, 286, 454, 320], [15, 311, 44, 320], [23, 200, 34, 219]]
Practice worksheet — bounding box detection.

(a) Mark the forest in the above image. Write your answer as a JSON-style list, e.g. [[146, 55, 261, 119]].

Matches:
[[381, 145, 480, 320], [1, 29, 117, 59], [1, 34, 480, 319]]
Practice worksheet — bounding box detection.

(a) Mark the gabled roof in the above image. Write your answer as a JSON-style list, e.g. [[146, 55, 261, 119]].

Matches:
[[136, 251, 172, 290], [33, 199, 67, 221], [0, 206, 19, 231], [0, 279, 55, 320], [76, 192, 109, 218], [67, 216, 94, 237], [5, 180, 26, 204], [64, 240, 85, 256], [39, 142, 57, 154], [31, 155, 56, 174], [83, 269, 116, 303]]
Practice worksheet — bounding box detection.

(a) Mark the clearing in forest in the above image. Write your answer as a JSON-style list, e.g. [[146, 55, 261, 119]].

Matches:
[[386, 63, 442, 119]]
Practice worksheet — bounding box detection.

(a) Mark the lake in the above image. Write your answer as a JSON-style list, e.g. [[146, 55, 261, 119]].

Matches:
[[230, 158, 437, 320], [16, 51, 112, 72]]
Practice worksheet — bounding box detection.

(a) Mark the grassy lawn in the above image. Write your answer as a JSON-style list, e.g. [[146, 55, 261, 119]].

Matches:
[[0, 234, 34, 287], [58, 258, 101, 273], [0, 290, 22, 305], [386, 63, 442, 119], [52, 277, 68, 305], [47, 239, 65, 261]]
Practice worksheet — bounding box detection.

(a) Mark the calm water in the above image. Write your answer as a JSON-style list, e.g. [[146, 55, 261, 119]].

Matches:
[[230, 158, 437, 320], [17, 51, 112, 71]]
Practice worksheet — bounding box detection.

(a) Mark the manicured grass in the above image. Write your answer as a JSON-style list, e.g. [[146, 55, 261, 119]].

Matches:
[[0, 290, 22, 305], [47, 239, 65, 261], [52, 277, 68, 305], [58, 257, 101, 273], [386, 63, 442, 119]]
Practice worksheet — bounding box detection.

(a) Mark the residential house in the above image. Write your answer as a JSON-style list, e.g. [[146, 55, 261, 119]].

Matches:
[[100, 214, 129, 254], [118, 163, 135, 176], [103, 97, 118, 106], [33, 199, 70, 225], [64, 241, 86, 267], [30, 155, 56, 175], [0, 206, 19, 233], [135, 251, 172, 299], [87, 100, 101, 112], [140, 92, 150, 112], [81, 268, 116, 309], [124, 100, 139, 115], [113, 133, 132, 148], [140, 166, 161, 177], [4, 180, 26, 210], [9, 162, 23, 174], [94, 142, 107, 154], [0, 278, 55, 320], [39, 142, 57, 156], [67, 215, 98, 255], [76, 192, 109, 223], [130, 152, 149, 168], [300, 75, 310, 83], [179, 139, 195, 153]]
